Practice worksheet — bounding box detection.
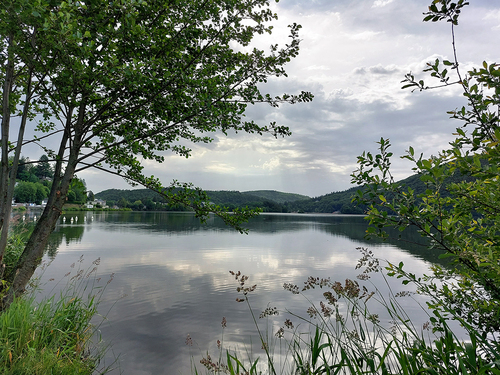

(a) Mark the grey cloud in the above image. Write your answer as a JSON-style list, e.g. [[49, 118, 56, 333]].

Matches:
[[354, 64, 400, 75], [277, 0, 357, 12], [254, 87, 465, 192], [279, 0, 427, 34], [80, 0, 500, 197], [279, 0, 500, 41]]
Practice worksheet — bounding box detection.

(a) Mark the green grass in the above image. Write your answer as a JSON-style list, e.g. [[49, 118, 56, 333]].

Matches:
[[0, 216, 112, 375], [3, 220, 34, 280], [0, 256, 110, 374], [0, 296, 97, 374]]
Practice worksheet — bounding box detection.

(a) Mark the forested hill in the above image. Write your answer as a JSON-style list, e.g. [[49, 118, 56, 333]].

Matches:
[[95, 189, 310, 212], [289, 168, 475, 214], [289, 185, 364, 214], [241, 190, 309, 203], [96, 170, 473, 213]]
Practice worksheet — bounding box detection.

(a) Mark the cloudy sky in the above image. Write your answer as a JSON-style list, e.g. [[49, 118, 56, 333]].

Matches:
[[28, 0, 500, 197]]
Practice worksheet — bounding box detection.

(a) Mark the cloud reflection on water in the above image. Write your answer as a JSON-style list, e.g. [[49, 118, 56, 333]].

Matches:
[[40, 212, 434, 374]]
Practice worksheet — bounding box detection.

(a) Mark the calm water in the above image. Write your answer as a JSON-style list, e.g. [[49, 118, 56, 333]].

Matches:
[[38, 211, 440, 374]]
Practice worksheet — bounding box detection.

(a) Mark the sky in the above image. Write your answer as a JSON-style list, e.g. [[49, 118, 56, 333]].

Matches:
[[25, 0, 500, 197]]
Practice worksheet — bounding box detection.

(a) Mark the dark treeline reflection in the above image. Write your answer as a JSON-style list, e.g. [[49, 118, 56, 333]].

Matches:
[[46, 225, 85, 259], [47, 211, 447, 266]]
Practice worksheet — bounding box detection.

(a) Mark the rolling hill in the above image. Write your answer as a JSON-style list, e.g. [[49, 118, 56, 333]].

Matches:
[[96, 169, 473, 213]]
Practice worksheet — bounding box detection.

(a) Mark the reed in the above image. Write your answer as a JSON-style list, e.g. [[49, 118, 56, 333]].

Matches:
[[191, 249, 500, 374]]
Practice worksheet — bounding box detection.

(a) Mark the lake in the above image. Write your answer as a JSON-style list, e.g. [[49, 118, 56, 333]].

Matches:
[[37, 211, 440, 374]]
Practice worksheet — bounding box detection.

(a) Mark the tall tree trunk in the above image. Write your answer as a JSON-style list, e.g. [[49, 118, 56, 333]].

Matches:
[[2, 102, 82, 309], [0, 69, 33, 268], [2, 161, 76, 307], [0, 35, 15, 245], [0, 35, 15, 279]]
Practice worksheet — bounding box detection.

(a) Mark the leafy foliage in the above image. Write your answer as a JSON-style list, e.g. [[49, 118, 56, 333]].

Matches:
[[13, 181, 48, 204], [0, 0, 311, 301], [9, 155, 54, 204], [351, 0, 500, 338], [3, 221, 33, 281], [32, 155, 53, 180], [67, 177, 87, 205]]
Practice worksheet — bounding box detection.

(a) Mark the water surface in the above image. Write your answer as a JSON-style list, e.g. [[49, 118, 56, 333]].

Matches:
[[39, 212, 438, 374]]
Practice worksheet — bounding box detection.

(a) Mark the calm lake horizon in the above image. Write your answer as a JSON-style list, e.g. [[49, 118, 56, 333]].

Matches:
[[36, 211, 441, 374]]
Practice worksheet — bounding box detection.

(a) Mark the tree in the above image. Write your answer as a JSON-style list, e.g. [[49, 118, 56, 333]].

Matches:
[[13, 181, 48, 204], [0, 0, 312, 306], [13, 181, 36, 204], [131, 200, 144, 211], [67, 177, 86, 204], [117, 197, 129, 209], [33, 154, 53, 180], [15, 156, 31, 181], [144, 198, 155, 211], [352, 0, 500, 339]]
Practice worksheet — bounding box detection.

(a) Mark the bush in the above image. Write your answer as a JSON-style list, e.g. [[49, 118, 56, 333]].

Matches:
[[3, 219, 34, 280]]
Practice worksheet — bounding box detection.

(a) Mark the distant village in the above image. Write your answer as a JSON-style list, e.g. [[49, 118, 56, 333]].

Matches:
[[12, 198, 108, 210]]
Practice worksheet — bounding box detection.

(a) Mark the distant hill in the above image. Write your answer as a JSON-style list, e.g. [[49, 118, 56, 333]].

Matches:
[[95, 188, 307, 212], [288, 185, 364, 214], [96, 169, 473, 213], [202, 190, 268, 207], [95, 188, 161, 203], [288, 168, 475, 214], [242, 190, 309, 203]]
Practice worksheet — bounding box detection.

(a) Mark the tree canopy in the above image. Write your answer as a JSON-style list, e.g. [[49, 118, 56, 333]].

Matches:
[[0, 0, 312, 305]]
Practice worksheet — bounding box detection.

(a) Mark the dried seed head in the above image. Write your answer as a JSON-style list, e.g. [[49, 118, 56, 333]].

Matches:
[[259, 306, 278, 318], [323, 291, 337, 305], [307, 307, 317, 318], [283, 283, 299, 294], [275, 327, 284, 338], [320, 301, 333, 318]]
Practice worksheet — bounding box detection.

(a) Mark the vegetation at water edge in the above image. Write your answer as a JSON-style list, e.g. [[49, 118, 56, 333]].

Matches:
[[0, 220, 110, 374]]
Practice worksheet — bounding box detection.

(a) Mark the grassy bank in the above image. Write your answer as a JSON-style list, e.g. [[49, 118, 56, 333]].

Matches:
[[0, 293, 103, 374], [1, 218, 110, 375]]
